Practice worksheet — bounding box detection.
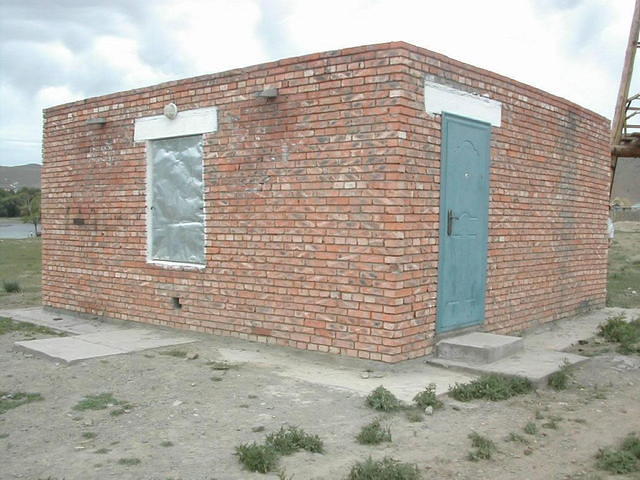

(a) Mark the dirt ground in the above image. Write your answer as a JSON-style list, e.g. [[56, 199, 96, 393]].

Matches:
[[1, 322, 639, 480]]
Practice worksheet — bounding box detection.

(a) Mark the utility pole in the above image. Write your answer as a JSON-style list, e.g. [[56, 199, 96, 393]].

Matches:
[[611, 0, 640, 194]]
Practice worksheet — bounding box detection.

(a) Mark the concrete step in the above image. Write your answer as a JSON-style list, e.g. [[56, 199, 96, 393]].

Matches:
[[427, 348, 588, 385], [436, 332, 524, 364]]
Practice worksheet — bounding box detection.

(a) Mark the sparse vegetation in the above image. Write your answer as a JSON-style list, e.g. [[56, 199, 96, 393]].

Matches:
[[595, 433, 640, 474], [468, 432, 497, 461], [117, 457, 141, 466], [448, 374, 533, 402], [597, 314, 640, 354], [356, 419, 392, 445], [236, 442, 279, 473], [160, 440, 174, 447], [3, 280, 21, 293], [523, 422, 537, 435], [265, 425, 324, 454], [94, 448, 110, 454], [366, 386, 401, 412], [0, 391, 43, 414], [0, 238, 41, 308], [73, 393, 128, 412], [506, 432, 529, 444], [236, 425, 323, 473], [412, 383, 443, 410], [346, 456, 421, 480], [0, 317, 64, 337], [548, 361, 573, 391], [82, 432, 97, 439]]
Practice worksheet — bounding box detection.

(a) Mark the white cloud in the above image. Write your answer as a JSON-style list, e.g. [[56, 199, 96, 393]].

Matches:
[[0, 0, 637, 166]]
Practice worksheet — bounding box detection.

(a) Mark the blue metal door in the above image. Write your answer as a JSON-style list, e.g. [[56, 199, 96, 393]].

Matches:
[[436, 114, 491, 333]]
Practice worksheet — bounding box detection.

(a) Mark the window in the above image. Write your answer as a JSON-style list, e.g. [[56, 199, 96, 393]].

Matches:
[[148, 135, 205, 265]]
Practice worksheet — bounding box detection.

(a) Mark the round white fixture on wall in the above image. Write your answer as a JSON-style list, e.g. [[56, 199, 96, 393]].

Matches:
[[163, 103, 178, 120]]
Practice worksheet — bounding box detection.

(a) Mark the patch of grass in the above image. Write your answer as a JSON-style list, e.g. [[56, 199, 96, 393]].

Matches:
[[346, 456, 421, 480], [542, 418, 559, 430], [412, 383, 443, 410], [468, 432, 497, 461], [265, 425, 324, 454], [0, 391, 43, 414], [94, 448, 110, 454], [236, 442, 279, 473], [0, 433, 9, 439], [73, 393, 126, 411], [607, 231, 640, 308], [595, 433, 640, 474], [117, 457, 141, 466], [404, 409, 424, 423], [160, 349, 188, 358], [506, 432, 529, 444], [0, 317, 65, 337], [0, 238, 42, 308], [3, 280, 21, 293], [548, 360, 573, 391], [82, 432, 97, 439], [160, 440, 174, 447], [597, 314, 640, 354], [357, 419, 392, 445], [523, 422, 537, 435], [366, 386, 401, 412], [448, 374, 534, 402]]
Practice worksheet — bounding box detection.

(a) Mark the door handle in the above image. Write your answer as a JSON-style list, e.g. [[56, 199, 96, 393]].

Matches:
[[447, 209, 459, 236]]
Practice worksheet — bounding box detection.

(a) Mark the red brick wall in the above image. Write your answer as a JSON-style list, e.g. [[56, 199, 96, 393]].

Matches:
[[42, 42, 611, 362]]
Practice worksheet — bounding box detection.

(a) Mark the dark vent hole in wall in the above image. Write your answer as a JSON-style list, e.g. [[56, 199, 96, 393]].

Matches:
[[172, 297, 182, 309]]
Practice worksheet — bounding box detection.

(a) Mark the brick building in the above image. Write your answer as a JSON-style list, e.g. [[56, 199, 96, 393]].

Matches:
[[42, 42, 611, 363]]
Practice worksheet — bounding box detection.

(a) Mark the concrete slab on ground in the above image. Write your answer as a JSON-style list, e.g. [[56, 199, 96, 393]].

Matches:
[[436, 332, 524, 364], [3, 307, 196, 364], [3, 306, 638, 400], [216, 347, 474, 403], [427, 348, 587, 385]]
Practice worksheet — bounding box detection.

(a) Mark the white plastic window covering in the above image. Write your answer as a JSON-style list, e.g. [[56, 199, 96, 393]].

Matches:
[[149, 135, 204, 265]]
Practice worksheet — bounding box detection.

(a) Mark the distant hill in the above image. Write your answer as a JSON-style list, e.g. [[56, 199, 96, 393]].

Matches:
[[612, 158, 640, 206], [0, 164, 41, 190]]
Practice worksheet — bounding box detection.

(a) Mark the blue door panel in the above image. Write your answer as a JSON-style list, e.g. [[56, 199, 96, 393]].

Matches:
[[436, 114, 491, 333]]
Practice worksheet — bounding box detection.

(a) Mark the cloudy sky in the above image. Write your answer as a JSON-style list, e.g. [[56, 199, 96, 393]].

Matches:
[[0, 0, 638, 167]]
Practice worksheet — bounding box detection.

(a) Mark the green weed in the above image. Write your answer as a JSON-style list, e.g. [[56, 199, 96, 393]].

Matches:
[[0, 391, 43, 414], [3, 280, 21, 293], [523, 422, 537, 435], [265, 425, 323, 454], [548, 361, 573, 391], [160, 440, 174, 447], [595, 433, 640, 474], [506, 432, 529, 444], [597, 314, 640, 354], [412, 383, 443, 410], [449, 374, 533, 402], [73, 393, 127, 412], [346, 456, 421, 480], [468, 432, 497, 461], [82, 432, 97, 439], [356, 419, 392, 445], [366, 386, 401, 412], [236, 442, 279, 473], [117, 457, 141, 466]]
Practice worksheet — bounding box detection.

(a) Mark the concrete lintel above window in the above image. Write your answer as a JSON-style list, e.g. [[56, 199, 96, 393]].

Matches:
[[134, 106, 218, 142], [424, 80, 501, 127]]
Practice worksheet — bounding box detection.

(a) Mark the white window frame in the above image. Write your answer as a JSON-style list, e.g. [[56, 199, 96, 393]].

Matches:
[[134, 106, 218, 269]]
